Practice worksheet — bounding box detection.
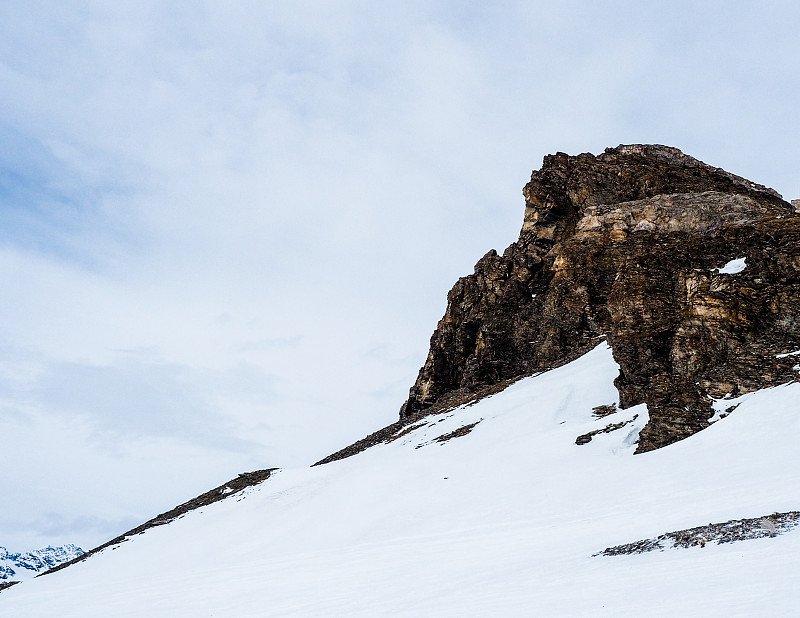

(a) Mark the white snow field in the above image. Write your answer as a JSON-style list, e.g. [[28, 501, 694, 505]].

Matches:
[[3, 343, 800, 617]]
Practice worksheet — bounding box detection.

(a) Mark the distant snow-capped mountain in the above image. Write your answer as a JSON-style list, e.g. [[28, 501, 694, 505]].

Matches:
[[0, 545, 84, 582]]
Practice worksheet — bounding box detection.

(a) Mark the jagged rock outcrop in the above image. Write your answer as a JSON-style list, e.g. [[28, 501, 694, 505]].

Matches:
[[595, 510, 800, 556], [400, 145, 800, 452]]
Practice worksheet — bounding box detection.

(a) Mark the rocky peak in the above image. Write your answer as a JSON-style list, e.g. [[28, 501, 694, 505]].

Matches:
[[400, 145, 800, 452], [521, 144, 785, 245]]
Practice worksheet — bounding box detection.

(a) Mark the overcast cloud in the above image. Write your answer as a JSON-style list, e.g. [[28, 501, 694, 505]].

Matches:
[[1, 1, 798, 551]]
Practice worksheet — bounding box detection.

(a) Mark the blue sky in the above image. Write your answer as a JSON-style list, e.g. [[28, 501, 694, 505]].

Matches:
[[1, 1, 799, 552]]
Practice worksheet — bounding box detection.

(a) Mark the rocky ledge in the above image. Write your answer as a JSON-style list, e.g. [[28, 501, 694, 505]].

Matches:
[[596, 510, 800, 556], [400, 145, 800, 452]]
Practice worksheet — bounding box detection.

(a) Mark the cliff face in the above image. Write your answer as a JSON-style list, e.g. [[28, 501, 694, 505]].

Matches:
[[400, 145, 800, 452]]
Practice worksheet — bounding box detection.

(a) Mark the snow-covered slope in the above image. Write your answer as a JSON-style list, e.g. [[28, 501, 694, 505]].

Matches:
[[0, 545, 84, 583], [3, 343, 800, 616]]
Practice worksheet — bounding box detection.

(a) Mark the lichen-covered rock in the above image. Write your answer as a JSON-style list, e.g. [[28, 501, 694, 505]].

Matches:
[[400, 145, 800, 452]]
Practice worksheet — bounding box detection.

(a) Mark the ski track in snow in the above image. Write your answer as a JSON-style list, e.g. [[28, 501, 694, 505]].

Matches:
[[3, 343, 800, 617]]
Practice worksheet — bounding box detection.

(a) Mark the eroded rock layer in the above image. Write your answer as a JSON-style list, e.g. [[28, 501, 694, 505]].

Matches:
[[400, 145, 800, 452]]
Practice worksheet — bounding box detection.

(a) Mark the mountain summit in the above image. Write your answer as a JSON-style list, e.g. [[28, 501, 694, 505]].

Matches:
[[400, 145, 800, 452], [3, 146, 800, 616]]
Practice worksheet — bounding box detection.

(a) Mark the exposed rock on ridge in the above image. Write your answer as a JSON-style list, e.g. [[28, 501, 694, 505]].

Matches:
[[40, 469, 276, 577], [596, 510, 800, 555], [400, 145, 800, 452]]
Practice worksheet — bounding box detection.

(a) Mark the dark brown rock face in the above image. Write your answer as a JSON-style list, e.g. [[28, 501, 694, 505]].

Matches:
[[400, 145, 800, 452]]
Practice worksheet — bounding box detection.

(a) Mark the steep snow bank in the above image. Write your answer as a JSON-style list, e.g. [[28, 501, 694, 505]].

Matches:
[[3, 344, 799, 616]]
